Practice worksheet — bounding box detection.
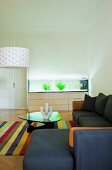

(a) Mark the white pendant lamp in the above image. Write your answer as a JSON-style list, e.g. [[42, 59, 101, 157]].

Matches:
[[0, 47, 29, 68]]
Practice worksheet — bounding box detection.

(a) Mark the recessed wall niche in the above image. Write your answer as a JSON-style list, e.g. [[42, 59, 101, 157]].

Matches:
[[28, 78, 88, 93]]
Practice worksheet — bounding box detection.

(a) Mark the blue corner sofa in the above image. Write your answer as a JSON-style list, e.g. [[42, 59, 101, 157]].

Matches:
[[72, 93, 112, 127], [23, 128, 112, 170]]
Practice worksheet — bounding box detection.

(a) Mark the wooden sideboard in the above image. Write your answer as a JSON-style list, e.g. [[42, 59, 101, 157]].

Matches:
[[28, 92, 88, 112]]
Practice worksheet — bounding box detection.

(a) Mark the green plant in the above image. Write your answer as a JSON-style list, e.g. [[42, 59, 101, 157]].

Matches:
[[43, 83, 51, 90], [56, 81, 66, 90]]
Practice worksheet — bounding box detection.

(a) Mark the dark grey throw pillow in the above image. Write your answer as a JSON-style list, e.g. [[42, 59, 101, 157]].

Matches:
[[104, 95, 112, 122], [82, 94, 96, 112], [95, 93, 108, 116]]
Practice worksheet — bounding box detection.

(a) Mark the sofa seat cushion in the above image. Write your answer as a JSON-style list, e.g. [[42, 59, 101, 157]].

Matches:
[[104, 95, 112, 122], [72, 111, 98, 125], [23, 129, 73, 170], [79, 116, 112, 127]]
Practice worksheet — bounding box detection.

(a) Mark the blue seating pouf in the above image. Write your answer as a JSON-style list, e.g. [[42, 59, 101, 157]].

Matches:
[[23, 129, 74, 170]]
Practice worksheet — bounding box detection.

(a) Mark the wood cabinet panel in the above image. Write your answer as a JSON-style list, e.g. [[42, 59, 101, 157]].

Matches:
[[28, 92, 87, 111]]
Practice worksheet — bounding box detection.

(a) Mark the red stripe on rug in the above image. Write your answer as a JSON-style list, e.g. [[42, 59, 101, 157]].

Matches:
[[69, 120, 75, 127], [0, 122, 19, 143], [19, 133, 31, 155]]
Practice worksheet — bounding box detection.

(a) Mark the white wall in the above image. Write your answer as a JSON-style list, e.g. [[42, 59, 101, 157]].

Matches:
[[28, 32, 88, 79], [87, 1, 112, 96], [0, 32, 88, 108], [0, 0, 112, 102], [1, 22, 112, 99], [0, 32, 88, 80]]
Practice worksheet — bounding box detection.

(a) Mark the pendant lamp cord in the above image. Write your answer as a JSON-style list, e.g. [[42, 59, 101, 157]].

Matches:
[[14, 30, 15, 47]]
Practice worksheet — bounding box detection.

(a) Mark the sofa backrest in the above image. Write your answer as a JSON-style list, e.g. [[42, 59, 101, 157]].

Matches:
[[104, 95, 112, 122], [95, 93, 108, 116]]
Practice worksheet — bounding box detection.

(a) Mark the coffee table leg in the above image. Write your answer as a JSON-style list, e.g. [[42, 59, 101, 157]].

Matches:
[[44, 122, 55, 128], [27, 120, 45, 132], [27, 120, 33, 125], [27, 120, 35, 133], [27, 121, 55, 133]]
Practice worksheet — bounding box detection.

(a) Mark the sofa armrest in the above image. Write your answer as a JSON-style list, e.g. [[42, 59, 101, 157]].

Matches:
[[72, 101, 84, 111], [74, 129, 112, 170], [69, 127, 112, 148]]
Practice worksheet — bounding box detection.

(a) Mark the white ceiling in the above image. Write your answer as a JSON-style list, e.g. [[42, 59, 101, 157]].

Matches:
[[0, 0, 108, 33]]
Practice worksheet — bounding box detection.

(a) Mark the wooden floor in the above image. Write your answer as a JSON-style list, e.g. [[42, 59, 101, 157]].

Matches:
[[0, 109, 28, 121], [0, 109, 72, 170], [0, 109, 72, 121]]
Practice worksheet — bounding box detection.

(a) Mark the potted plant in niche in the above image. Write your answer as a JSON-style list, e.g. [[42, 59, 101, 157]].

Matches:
[[56, 81, 66, 90], [43, 83, 51, 90]]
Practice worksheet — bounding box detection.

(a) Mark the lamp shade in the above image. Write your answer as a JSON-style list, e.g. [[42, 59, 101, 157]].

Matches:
[[0, 47, 29, 68]]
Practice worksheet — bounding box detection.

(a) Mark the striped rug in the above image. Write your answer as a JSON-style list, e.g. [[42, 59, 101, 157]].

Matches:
[[0, 120, 75, 156]]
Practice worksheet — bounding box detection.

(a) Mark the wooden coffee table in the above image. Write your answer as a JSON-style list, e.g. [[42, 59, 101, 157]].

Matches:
[[18, 111, 61, 133]]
